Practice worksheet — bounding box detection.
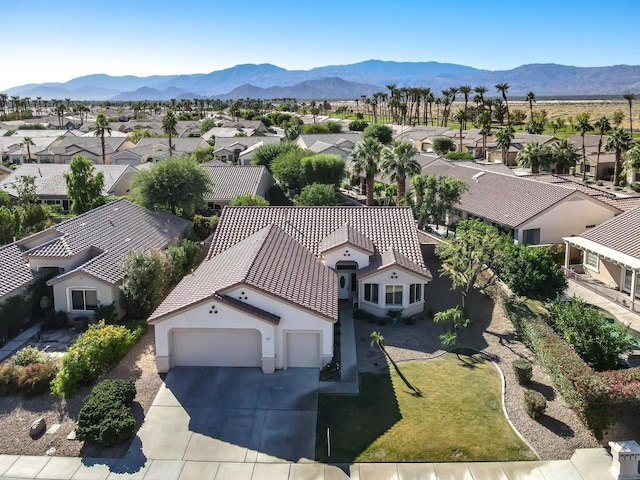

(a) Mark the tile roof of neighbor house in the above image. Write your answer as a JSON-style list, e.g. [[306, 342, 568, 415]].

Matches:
[[359, 247, 433, 280], [319, 223, 375, 255], [149, 224, 338, 322], [201, 159, 228, 167], [136, 137, 208, 154], [32, 199, 189, 285], [0, 164, 134, 197], [210, 206, 426, 268], [0, 244, 39, 298], [50, 136, 130, 156], [446, 165, 620, 228], [579, 206, 640, 259], [201, 165, 271, 202]]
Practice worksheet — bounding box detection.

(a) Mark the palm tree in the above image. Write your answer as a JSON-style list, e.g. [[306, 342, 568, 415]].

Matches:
[[526, 91, 536, 121], [473, 86, 487, 110], [93, 113, 111, 164], [575, 113, 593, 180], [20, 137, 35, 164], [459, 85, 472, 128], [370, 331, 421, 396], [605, 129, 632, 186], [454, 110, 469, 151], [162, 109, 178, 158], [382, 140, 420, 205], [495, 126, 514, 164], [55, 103, 65, 128], [623, 93, 636, 136], [549, 138, 579, 174], [623, 145, 640, 182], [351, 137, 383, 206], [517, 141, 548, 174], [477, 111, 492, 160], [594, 116, 611, 180], [495, 83, 511, 124]]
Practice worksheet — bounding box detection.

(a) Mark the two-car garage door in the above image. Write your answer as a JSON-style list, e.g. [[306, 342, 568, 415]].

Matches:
[[172, 328, 261, 367], [171, 328, 322, 369]]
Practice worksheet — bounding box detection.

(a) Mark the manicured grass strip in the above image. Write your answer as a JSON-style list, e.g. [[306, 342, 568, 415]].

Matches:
[[316, 355, 535, 462]]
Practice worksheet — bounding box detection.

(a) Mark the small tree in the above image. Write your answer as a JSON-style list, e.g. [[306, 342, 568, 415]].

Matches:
[[300, 154, 345, 187], [296, 183, 336, 206], [120, 249, 169, 319], [228, 194, 270, 206], [64, 155, 105, 214], [14, 175, 38, 206], [363, 123, 393, 145], [433, 307, 470, 349], [500, 245, 567, 301], [349, 119, 368, 131], [132, 157, 209, 215], [271, 148, 308, 195], [431, 137, 456, 155], [251, 142, 299, 171]]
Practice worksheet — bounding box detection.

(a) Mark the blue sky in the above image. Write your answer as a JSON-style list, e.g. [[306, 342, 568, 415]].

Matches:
[[1, 0, 638, 90]]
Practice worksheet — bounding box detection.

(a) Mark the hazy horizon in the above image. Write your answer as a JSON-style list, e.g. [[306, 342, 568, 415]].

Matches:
[[1, 0, 639, 91]]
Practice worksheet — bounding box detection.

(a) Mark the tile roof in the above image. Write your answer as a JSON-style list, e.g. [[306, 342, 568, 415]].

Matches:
[[4, 200, 190, 289], [0, 244, 39, 298], [0, 164, 133, 197], [580, 206, 640, 259], [149, 224, 338, 322], [359, 248, 432, 280], [446, 165, 605, 228], [210, 206, 425, 269], [201, 165, 271, 202], [318, 224, 375, 254]]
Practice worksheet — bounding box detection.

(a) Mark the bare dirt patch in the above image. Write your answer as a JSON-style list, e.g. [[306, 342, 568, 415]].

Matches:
[[0, 328, 162, 457]]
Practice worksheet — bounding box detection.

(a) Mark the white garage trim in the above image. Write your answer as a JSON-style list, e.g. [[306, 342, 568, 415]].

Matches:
[[171, 328, 262, 368], [284, 331, 321, 369]]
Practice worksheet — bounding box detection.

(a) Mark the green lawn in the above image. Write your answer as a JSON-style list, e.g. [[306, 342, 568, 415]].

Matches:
[[316, 355, 536, 463]]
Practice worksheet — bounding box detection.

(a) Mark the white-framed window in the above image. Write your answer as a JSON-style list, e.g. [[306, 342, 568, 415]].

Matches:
[[385, 285, 403, 306], [584, 251, 599, 270], [410, 284, 422, 304], [522, 228, 541, 245], [364, 283, 379, 304], [71, 289, 98, 311]]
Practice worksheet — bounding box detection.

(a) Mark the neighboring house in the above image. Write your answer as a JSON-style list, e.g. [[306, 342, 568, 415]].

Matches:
[[132, 137, 210, 159], [568, 134, 616, 180], [564, 205, 640, 311], [149, 206, 431, 373], [202, 127, 261, 142], [445, 165, 621, 244], [201, 164, 274, 212], [485, 133, 556, 166], [7, 137, 61, 164], [40, 136, 135, 164], [0, 199, 190, 317], [0, 164, 138, 212], [296, 132, 362, 153], [211, 137, 280, 164], [218, 119, 268, 131]]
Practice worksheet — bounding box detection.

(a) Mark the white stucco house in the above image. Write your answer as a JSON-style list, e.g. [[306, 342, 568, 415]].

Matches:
[[0, 200, 190, 318], [149, 206, 432, 374]]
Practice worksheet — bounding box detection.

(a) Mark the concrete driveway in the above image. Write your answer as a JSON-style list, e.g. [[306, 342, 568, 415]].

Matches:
[[127, 367, 318, 463]]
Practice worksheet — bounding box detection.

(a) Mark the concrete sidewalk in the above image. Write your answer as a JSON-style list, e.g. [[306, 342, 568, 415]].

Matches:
[[0, 447, 616, 479], [565, 279, 640, 333], [0, 324, 41, 363], [319, 305, 359, 395]]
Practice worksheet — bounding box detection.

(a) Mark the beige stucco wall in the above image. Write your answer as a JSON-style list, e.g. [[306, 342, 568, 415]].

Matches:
[[358, 267, 427, 318], [50, 273, 120, 317], [517, 194, 618, 245], [584, 257, 622, 289]]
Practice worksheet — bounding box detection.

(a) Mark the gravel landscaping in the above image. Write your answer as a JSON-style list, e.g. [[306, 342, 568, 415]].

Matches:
[[354, 243, 599, 461], [0, 328, 162, 458]]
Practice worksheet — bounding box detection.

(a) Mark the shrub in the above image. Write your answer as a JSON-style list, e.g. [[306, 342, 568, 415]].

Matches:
[[94, 303, 118, 324], [0, 364, 21, 396], [302, 124, 330, 134], [42, 310, 68, 331], [387, 309, 403, 325], [51, 321, 136, 398], [523, 389, 546, 419], [76, 379, 136, 447], [630, 182, 640, 192], [320, 359, 340, 380], [11, 346, 45, 366], [17, 362, 58, 397], [512, 358, 533, 385], [348, 120, 368, 131], [445, 151, 474, 161]]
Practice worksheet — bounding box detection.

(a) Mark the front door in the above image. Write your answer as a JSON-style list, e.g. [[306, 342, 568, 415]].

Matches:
[[338, 272, 350, 299]]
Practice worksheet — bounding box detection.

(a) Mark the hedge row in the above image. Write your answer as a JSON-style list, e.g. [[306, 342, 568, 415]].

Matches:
[[506, 298, 640, 439]]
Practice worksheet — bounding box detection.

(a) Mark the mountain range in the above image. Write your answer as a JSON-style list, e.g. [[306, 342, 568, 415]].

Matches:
[[4, 60, 640, 101]]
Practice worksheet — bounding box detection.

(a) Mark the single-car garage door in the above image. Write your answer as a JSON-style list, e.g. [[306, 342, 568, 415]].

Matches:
[[286, 331, 320, 368], [172, 328, 261, 367]]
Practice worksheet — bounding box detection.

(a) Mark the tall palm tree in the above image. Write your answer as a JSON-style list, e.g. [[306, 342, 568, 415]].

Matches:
[[549, 138, 579, 174], [623, 93, 636, 136], [526, 91, 536, 121], [623, 145, 640, 182], [605, 129, 632, 186], [473, 86, 487, 110], [162, 109, 178, 158], [382, 140, 420, 205], [454, 110, 469, 151], [93, 113, 111, 164], [55, 103, 65, 128], [594, 116, 611, 180], [459, 85, 472, 128], [351, 137, 383, 206], [495, 83, 511, 124], [20, 137, 35, 164], [517, 141, 548, 174], [477, 111, 492, 160], [495, 126, 514, 164], [575, 113, 593, 180]]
